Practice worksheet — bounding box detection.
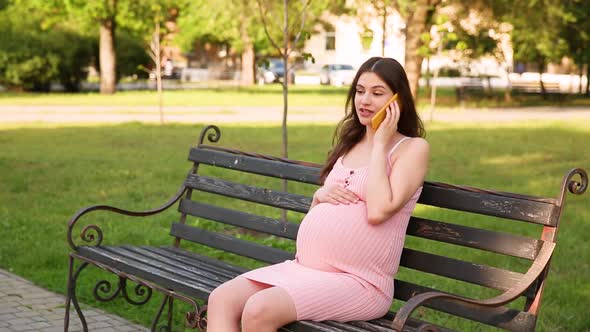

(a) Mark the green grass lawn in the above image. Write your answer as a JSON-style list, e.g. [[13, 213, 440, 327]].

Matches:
[[2, 85, 590, 109], [0, 121, 588, 331]]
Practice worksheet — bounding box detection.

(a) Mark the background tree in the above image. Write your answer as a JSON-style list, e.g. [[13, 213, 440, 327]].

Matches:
[[394, 0, 442, 100], [256, 0, 312, 222], [176, 0, 260, 85], [54, 0, 185, 94], [560, 0, 590, 95], [485, 0, 568, 98], [177, 0, 342, 86], [0, 1, 93, 92]]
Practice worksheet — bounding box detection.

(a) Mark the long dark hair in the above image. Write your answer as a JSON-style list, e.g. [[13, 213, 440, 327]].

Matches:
[[319, 57, 425, 183]]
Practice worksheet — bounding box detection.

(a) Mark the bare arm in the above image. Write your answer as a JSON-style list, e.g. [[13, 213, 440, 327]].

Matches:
[[365, 138, 429, 224]]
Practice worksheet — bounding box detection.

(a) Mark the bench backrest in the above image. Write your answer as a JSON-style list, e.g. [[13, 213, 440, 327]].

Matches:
[[171, 127, 576, 331]]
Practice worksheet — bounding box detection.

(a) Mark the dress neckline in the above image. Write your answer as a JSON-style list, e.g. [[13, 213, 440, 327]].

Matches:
[[339, 136, 412, 171], [338, 155, 368, 171]]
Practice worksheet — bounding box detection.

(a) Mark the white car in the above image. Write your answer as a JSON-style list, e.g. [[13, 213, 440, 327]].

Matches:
[[319, 64, 356, 86]]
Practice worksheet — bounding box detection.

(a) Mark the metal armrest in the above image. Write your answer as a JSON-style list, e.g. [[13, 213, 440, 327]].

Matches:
[[391, 241, 556, 331], [67, 183, 187, 250]]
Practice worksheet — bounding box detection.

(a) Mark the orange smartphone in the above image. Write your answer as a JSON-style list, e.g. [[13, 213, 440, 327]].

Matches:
[[371, 93, 400, 130]]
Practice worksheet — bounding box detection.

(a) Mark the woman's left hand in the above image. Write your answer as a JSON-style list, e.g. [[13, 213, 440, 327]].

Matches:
[[374, 100, 401, 146]]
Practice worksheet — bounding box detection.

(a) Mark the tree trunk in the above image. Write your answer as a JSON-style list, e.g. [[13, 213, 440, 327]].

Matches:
[[281, 0, 289, 223], [578, 65, 584, 94], [99, 18, 117, 95], [241, 43, 255, 85], [404, 0, 433, 100], [586, 64, 590, 96], [381, 4, 387, 56], [504, 67, 512, 103], [538, 57, 547, 99], [154, 24, 163, 125], [240, 10, 255, 86]]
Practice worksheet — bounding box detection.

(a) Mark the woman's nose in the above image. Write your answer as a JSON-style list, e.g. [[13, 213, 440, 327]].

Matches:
[[359, 93, 371, 105]]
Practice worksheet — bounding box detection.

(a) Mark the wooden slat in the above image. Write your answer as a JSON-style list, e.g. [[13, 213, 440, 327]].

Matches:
[[407, 217, 541, 260], [77, 246, 215, 299], [393, 280, 536, 331], [147, 246, 246, 277], [178, 199, 299, 240], [101, 247, 224, 288], [189, 148, 321, 184], [400, 248, 535, 298], [118, 246, 231, 284], [170, 222, 294, 264], [190, 147, 558, 225], [185, 174, 311, 213], [419, 183, 559, 225]]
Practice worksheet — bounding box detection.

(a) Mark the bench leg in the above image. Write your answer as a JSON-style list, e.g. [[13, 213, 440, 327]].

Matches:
[[64, 254, 89, 332], [151, 295, 174, 331]]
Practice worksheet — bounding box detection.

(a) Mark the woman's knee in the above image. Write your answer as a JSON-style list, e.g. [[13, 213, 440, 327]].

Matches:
[[241, 294, 272, 328], [241, 287, 297, 330], [208, 277, 269, 312]]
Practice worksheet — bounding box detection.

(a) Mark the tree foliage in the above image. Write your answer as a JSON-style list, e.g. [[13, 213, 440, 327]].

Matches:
[[0, 2, 93, 91]]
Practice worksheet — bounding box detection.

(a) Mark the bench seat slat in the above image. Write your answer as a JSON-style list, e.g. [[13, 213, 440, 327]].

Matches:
[[170, 222, 295, 264], [189, 148, 320, 184], [400, 248, 535, 298], [178, 198, 299, 240], [118, 246, 230, 284], [393, 280, 536, 331], [98, 246, 225, 289], [77, 246, 216, 299], [144, 246, 246, 277], [185, 174, 311, 213], [407, 217, 541, 260], [418, 184, 558, 225], [79, 245, 433, 332]]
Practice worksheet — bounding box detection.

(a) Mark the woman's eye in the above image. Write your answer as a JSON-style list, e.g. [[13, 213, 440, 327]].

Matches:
[[356, 90, 364, 94]]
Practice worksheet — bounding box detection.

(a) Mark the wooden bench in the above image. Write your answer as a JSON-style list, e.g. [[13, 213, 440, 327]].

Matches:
[[65, 125, 588, 331], [511, 80, 563, 97], [455, 79, 486, 102]]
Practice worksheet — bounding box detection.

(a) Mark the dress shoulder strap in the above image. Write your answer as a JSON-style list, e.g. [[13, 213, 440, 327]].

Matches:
[[387, 137, 412, 169]]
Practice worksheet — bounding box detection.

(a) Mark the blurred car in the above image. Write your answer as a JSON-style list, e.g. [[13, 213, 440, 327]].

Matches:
[[257, 58, 294, 84], [320, 64, 355, 86]]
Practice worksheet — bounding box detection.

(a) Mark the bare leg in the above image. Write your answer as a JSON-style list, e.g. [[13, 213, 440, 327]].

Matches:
[[241, 287, 297, 332], [207, 277, 271, 332]]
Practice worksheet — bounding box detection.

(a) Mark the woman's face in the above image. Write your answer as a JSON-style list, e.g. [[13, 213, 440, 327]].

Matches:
[[354, 72, 394, 127]]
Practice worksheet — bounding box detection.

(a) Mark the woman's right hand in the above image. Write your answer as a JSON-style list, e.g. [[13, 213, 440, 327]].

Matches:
[[313, 184, 359, 205]]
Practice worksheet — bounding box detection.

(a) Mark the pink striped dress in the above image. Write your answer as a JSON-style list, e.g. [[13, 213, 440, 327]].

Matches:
[[240, 137, 422, 322]]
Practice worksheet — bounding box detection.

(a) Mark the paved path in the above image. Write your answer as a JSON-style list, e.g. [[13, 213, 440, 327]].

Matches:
[[2, 105, 590, 126], [0, 269, 148, 332]]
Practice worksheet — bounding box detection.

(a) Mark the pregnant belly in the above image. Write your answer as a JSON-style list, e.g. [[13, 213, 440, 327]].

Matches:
[[295, 202, 388, 272]]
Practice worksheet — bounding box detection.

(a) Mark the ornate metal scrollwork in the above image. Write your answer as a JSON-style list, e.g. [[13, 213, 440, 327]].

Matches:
[[186, 305, 208, 331], [93, 278, 123, 302], [121, 280, 153, 305], [92, 276, 152, 305], [80, 224, 104, 247], [416, 324, 442, 332], [558, 168, 588, 208], [566, 168, 588, 195], [198, 125, 221, 146]]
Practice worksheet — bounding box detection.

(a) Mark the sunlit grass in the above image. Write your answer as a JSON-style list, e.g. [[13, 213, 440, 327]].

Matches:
[[0, 121, 588, 331]]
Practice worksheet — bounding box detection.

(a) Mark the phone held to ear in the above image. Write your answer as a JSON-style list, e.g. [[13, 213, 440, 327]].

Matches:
[[371, 93, 400, 130]]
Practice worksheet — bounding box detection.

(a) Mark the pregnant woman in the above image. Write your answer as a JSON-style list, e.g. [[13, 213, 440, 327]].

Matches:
[[207, 57, 430, 332]]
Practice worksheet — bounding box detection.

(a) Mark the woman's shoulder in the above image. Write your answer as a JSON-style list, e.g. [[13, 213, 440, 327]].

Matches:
[[406, 136, 429, 149], [396, 136, 429, 151], [390, 136, 429, 161]]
